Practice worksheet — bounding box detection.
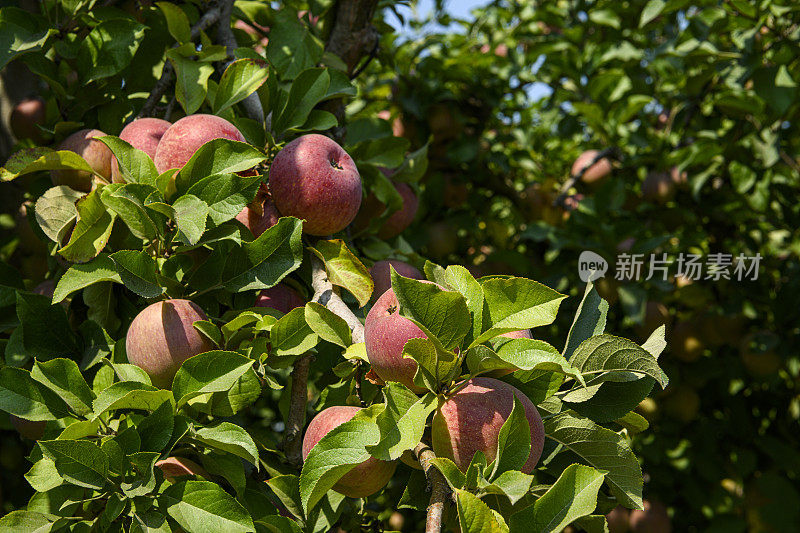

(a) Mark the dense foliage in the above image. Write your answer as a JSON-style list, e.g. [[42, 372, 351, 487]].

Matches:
[[0, 0, 796, 532]]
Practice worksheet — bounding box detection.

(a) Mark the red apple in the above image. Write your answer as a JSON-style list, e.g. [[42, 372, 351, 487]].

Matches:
[[154, 114, 246, 174], [156, 457, 209, 482], [125, 299, 214, 388], [365, 286, 431, 393], [268, 134, 362, 236], [571, 150, 612, 183], [302, 406, 396, 497], [369, 260, 423, 302], [431, 377, 545, 473], [606, 506, 631, 533], [10, 98, 46, 143], [112, 117, 171, 183], [254, 284, 305, 314], [51, 128, 113, 192], [641, 171, 675, 203], [629, 500, 671, 533], [236, 183, 281, 237]]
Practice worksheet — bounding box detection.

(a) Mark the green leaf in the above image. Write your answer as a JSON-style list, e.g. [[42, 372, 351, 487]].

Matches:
[[569, 335, 668, 389], [167, 45, 215, 115], [304, 302, 352, 348], [100, 183, 164, 240], [489, 396, 531, 479], [186, 173, 261, 225], [391, 270, 471, 352], [445, 265, 484, 343], [564, 281, 608, 360], [403, 337, 460, 392], [589, 9, 621, 29], [122, 451, 159, 498], [77, 19, 146, 82], [308, 240, 373, 307], [351, 136, 411, 168], [34, 185, 83, 243], [156, 1, 191, 43], [0, 148, 94, 182], [475, 278, 566, 345], [615, 411, 650, 434], [201, 451, 246, 497], [295, 109, 338, 132], [178, 139, 266, 193], [455, 489, 508, 533], [485, 339, 583, 383], [59, 189, 116, 263], [110, 250, 165, 298], [299, 416, 380, 513], [16, 292, 79, 358], [92, 382, 174, 419], [172, 350, 255, 407], [481, 470, 534, 505], [172, 194, 209, 245], [366, 384, 437, 461], [193, 422, 259, 467], [160, 480, 255, 533], [214, 59, 269, 115], [0, 7, 50, 71], [256, 516, 303, 533], [31, 359, 95, 417], [273, 68, 331, 133], [137, 400, 175, 453], [0, 510, 54, 532], [509, 464, 605, 533], [393, 143, 429, 184], [544, 411, 643, 509], [98, 136, 159, 186], [642, 325, 667, 359], [270, 307, 318, 356], [132, 510, 171, 533], [266, 10, 324, 80], [38, 439, 109, 490], [430, 457, 466, 489], [639, 0, 665, 26]]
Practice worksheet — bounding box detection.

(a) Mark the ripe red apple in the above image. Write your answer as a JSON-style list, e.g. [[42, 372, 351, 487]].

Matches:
[[254, 284, 305, 314], [268, 134, 362, 236], [10, 98, 46, 143], [51, 128, 113, 192], [365, 286, 434, 393], [154, 114, 246, 174], [671, 321, 703, 362], [369, 260, 423, 302], [606, 506, 631, 533], [431, 377, 545, 473], [156, 457, 209, 482], [629, 500, 671, 533], [571, 150, 612, 183], [125, 299, 214, 388], [111, 117, 171, 183], [302, 406, 397, 498], [10, 415, 46, 441], [641, 171, 675, 203], [235, 183, 281, 237]]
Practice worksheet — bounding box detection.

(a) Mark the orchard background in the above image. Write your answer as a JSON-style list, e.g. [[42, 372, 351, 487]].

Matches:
[[0, 0, 797, 532]]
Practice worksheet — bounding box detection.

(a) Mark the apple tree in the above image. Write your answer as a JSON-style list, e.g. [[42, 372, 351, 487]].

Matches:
[[0, 1, 675, 532]]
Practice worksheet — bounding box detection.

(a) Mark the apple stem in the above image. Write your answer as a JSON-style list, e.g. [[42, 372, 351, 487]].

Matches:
[[414, 442, 449, 533], [284, 354, 312, 467]]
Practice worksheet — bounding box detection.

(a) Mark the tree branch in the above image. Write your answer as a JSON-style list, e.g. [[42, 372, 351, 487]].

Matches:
[[217, 0, 265, 123], [414, 442, 450, 533], [310, 254, 365, 344], [138, 5, 222, 118], [284, 354, 312, 467]]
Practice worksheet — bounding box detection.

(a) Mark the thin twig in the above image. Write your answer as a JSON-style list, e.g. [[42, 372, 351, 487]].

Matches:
[[349, 34, 380, 79], [310, 254, 365, 343], [354, 360, 366, 407], [414, 442, 449, 533], [284, 354, 312, 467], [138, 6, 222, 117]]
